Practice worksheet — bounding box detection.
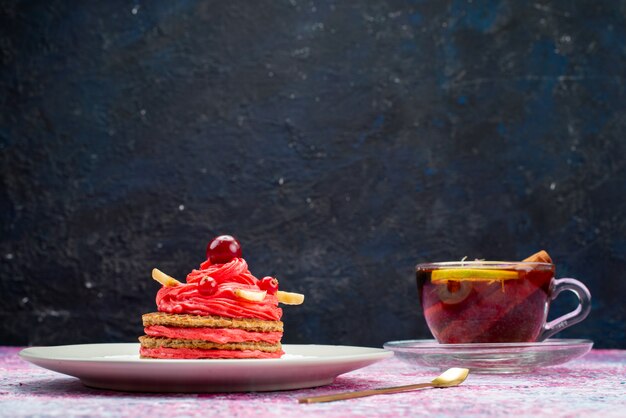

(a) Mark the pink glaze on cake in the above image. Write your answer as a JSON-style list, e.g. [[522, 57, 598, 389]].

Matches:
[[140, 346, 284, 359], [144, 326, 283, 344]]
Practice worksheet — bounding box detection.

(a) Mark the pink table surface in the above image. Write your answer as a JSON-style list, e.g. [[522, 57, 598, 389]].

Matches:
[[1, 347, 625, 418]]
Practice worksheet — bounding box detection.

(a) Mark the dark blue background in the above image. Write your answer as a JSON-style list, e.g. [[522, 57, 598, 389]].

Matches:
[[1, 1, 625, 347]]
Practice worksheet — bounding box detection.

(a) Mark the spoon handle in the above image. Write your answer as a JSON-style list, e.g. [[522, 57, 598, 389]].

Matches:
[[298, 382, 433, 404]]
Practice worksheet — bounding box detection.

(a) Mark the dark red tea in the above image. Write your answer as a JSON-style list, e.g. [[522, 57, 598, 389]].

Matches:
[[416, 263, 555, 343]]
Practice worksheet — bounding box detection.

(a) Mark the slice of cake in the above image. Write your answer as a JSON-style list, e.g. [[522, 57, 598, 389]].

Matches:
[[139, 235, 304, 359]]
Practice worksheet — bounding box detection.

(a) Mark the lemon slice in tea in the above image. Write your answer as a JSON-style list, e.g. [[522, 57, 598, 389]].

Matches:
[[431, 268, 519, 283]]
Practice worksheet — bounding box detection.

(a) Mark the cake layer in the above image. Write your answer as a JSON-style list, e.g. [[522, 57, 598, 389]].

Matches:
[[140, 346, 283, 359], [144, 325, 283, 344], [139, 335, 282, 353], [142, 312, 283, 332]]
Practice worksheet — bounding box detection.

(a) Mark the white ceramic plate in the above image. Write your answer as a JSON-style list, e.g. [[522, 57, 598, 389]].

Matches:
[[19, 343, 392, 392], [384, 339, 593, 374]]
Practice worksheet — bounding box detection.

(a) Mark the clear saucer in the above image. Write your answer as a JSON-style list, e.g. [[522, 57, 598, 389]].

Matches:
[[383, 339, 593, 374]]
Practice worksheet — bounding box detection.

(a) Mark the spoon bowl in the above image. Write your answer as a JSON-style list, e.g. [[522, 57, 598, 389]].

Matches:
[[432, 367, 470, 387]]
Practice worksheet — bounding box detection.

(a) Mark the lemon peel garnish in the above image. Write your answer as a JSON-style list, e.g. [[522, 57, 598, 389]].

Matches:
[[431, 269, 519, 283]]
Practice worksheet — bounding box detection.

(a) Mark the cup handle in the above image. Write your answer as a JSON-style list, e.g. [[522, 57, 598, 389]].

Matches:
[[537, 278, 591, 341]]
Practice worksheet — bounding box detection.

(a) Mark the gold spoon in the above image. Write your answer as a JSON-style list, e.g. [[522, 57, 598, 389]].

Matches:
[[298, 368, 470, 404]]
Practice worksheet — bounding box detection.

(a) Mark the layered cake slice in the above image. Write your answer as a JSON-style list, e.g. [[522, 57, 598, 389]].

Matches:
[[139, 235, 304, 359]]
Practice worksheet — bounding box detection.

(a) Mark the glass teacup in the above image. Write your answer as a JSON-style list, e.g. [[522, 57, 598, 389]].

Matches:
[[416, 261, 591, 344]]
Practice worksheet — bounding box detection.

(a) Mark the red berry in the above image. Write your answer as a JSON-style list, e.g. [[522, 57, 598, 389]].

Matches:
[[206, 235, 242, 264], [258, 277, 279, 295], [198, 276, 218, 296]]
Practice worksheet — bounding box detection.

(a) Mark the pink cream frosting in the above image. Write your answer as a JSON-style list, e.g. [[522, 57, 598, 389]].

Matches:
[[156, 258, 283, 321], [140, 346, 283, 359], [144, 325, 283, 344]]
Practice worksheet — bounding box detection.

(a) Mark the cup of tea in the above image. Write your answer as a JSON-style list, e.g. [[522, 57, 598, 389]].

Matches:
[[415, 261, 591, 344]]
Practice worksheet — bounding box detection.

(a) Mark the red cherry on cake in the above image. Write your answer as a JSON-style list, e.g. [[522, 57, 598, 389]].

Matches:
[[206, 235, 242, 264], [258, 277, 279, 295], [198, 276, 218, 295]]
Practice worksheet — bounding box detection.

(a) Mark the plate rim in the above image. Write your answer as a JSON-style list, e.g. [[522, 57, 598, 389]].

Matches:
[[19, 343, 393, 365], [383, 338, 594, 350]]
